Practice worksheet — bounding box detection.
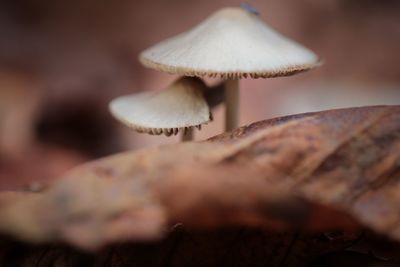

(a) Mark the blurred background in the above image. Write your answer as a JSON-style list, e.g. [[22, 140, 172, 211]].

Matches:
[[0, 0, 399, 189]]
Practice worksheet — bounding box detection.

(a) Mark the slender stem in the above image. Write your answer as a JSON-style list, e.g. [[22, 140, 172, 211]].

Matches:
[[181, 127, 193, 142], [224, 79, 239, 131]]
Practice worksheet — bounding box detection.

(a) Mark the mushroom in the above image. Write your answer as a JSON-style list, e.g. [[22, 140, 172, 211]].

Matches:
[[140, 6, 320, 130], [109, 77, 215, 140]]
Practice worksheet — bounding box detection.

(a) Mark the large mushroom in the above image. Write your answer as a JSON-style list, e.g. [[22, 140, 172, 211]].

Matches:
[[140, 6, 320, 130]]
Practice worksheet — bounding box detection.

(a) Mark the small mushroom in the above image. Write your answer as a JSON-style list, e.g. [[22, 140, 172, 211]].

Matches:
[[109, 77, 213, 139], [140, 6, 320, 130]]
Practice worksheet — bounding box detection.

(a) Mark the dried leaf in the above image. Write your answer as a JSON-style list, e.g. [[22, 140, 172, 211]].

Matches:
[[0, 105, 399, 250]]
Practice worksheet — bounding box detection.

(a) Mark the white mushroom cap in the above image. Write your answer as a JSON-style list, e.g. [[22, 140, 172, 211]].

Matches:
[[109, 77, 211, 136], [140, 7, 319, 79]]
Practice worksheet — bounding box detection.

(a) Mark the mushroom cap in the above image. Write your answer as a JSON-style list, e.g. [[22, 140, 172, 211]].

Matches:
[[109, 77, 212, 136], [140, 7, 319, 79]]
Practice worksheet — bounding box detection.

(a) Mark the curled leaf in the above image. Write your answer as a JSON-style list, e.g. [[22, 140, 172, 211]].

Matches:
[[0, 106, 399, 250]]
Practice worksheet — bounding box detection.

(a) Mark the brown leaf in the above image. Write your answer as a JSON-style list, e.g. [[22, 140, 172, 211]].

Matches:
[[0, 105, 399, 250]]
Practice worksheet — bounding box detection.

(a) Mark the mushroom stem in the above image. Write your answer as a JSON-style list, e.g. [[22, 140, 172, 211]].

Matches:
[[181, 128, 193, 142], [224, 79, 239, 131]]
